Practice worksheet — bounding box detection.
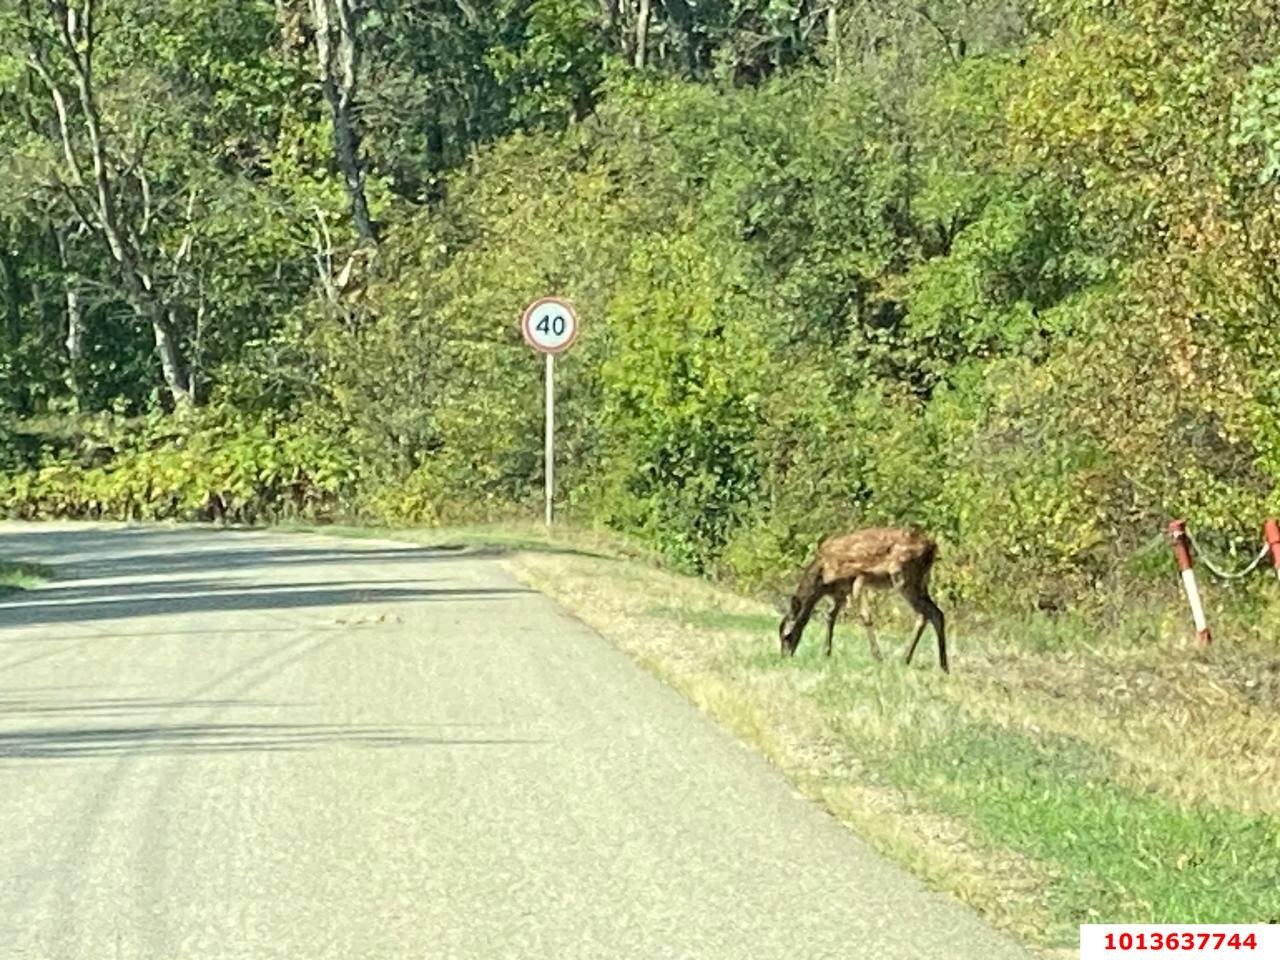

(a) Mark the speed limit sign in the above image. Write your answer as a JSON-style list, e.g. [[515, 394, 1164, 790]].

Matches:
[[521, 297, 579, 354], [521, 296, 580, 527]]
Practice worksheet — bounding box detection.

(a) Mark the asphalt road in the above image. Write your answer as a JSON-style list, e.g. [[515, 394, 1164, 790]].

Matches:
[[0, 522, 1034, 960]]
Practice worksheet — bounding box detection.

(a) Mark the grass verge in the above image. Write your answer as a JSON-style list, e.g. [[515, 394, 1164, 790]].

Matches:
[[0, 559, 51, 595], [282, 521, 1280, 955]]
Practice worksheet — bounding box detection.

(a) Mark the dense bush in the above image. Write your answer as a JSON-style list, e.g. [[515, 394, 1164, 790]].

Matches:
[[1, 409, 360, 524]]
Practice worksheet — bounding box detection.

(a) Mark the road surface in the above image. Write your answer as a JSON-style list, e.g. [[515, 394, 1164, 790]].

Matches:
[[0, 522, 1033, 960]]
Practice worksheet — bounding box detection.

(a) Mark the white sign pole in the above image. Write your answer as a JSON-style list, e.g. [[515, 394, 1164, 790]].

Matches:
[[520, 296, 579, 529], [545, 351, 554, 527]]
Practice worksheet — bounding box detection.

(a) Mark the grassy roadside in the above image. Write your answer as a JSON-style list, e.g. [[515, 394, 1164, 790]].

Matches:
[[0, 559, 51, 595], [285, 521, 1280, 955]]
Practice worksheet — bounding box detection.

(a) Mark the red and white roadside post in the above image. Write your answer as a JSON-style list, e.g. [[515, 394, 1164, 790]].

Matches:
[[1264, 518, 1280, 585], [1168, 520, 1211, 646]]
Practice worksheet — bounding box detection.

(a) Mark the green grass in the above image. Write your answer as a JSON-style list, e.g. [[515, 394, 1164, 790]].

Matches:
[[0, 559, 51, 594], [498, 542, 1280, 955], [799, 638, 1280, 940], [277, 521, 1280, 955], [645, 604, 781, 634], [867, 717, 1280, 938]]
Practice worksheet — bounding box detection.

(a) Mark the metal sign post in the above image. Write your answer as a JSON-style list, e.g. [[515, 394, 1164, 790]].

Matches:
[[521, 297, 580, 526], [544, 352, 554, 526]]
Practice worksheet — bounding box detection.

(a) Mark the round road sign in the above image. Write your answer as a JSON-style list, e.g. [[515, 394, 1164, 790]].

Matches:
[[521, 297, 579, 354]]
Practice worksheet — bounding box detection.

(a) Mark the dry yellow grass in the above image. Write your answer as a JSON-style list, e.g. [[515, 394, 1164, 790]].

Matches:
[[946, 652, 1280, 815]]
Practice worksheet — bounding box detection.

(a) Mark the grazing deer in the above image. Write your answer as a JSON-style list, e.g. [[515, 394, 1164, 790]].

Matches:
[[778, 527, 948, 672]]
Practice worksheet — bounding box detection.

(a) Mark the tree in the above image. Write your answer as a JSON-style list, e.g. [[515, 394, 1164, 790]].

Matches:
[[307, 0, 378, 242], [18, 0, 194, 406]]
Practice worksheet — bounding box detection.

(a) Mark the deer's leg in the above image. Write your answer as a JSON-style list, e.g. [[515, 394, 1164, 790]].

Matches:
[[903, 587, 948, 673], [852, 576, 882, 661], [825, 583, 849, 657]]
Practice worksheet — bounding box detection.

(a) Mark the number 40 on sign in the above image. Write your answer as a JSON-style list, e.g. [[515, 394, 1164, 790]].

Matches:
[[522, 297, 579, 353], [521, 297, 580, 526]]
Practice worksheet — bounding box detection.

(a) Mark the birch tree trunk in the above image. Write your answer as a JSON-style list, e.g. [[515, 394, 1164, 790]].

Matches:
[[634, 0, 651, 69], [310, 0, 379, 244], [26, 0, 193, 408], [53, 226, 85, 407]]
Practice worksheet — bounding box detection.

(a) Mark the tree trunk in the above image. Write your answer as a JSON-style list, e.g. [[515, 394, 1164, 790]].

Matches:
[[152, 304, 192, 405], [311, 0, 379, 244], [635, 0, 651, 69], [190, 292, 207, 405], [827, 2, 842, 79], [54, 226, 86, 407], [0, 249, 20, 351], [661, 0, 699, 75], [27, 0, 194, 409], [600, 0, 618, 30]]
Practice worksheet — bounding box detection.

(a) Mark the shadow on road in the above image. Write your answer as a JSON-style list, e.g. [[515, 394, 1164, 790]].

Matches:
[[1, 525, 482, 581], [0, 721, 544, 760], [0, 528, 551, 764], [0, 523, 606, 583], [0, 692, 544, 760], [0, 582, 526, 629], [0, 525, 533, 629]]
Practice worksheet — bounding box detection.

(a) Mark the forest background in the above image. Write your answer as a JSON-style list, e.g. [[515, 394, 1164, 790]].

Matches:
[[2, 0, 1279, 625]]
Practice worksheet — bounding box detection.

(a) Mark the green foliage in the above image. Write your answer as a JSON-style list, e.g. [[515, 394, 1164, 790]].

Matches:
[[880, 720, 1280, 932], [2, 0, 1279, 630], [486, 0, 607, 127], [0, 558, 51, 593], [1231, 58, 1280, 187], [0, 408, 360, 524], [594, 231, 767, 571]]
